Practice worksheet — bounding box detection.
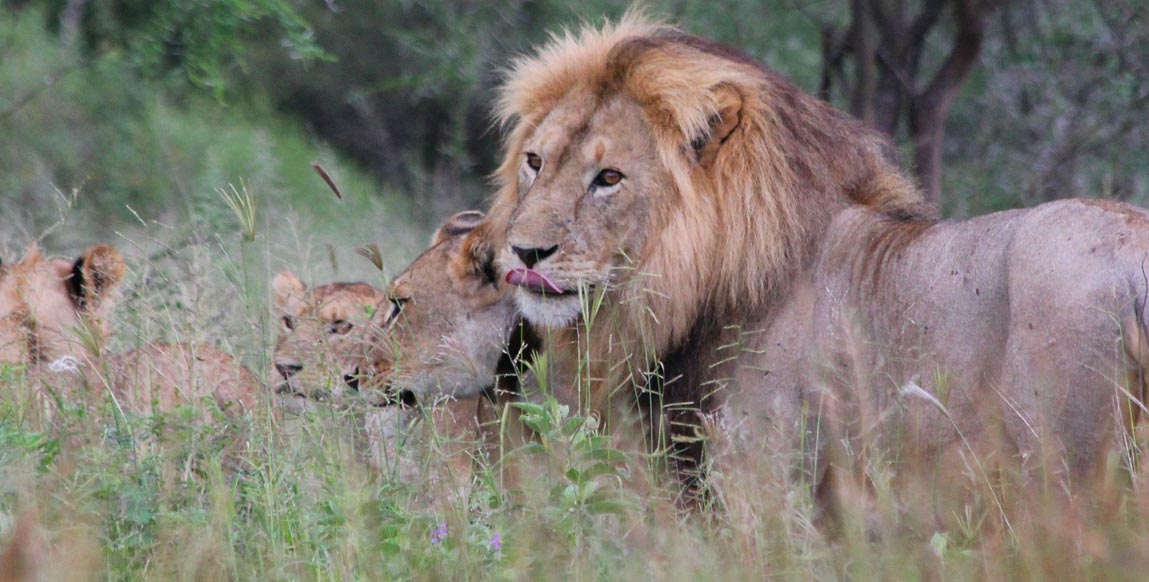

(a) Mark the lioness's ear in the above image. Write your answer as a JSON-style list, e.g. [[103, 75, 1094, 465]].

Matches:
[[431, 210, 486, 247], [68, 244, 126, 311], [693, 84, 744, 167], [272, 270, 307, 316], [451, 223, 498, 286]]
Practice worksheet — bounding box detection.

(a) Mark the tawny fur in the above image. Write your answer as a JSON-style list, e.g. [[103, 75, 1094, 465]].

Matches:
[[272, 261, 497, 488], [483, 15, 1149, 520], [0, 244, 261, 419]]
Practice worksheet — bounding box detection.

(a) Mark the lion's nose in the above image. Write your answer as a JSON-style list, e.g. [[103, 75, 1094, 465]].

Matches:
[[276, 362, 303, 380], [511, 244, 558, 268]]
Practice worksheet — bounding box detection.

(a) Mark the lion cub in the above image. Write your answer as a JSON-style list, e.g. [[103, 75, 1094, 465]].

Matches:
[[0, 243, 260, 419]]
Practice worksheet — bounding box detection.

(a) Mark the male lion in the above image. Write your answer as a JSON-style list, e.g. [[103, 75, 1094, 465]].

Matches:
[[466, 15, 1149, 518], [0, 243, 260, 418]]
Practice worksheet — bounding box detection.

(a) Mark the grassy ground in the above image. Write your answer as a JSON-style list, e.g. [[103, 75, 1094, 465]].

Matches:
[[3, 229, 1149, 580]]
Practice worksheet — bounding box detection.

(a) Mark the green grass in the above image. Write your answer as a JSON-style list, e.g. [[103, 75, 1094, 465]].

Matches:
[[5, 255, 1149, 582]]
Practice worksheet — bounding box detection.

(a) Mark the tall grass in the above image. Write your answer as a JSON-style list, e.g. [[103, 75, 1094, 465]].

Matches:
[[5, 218, 1149, 580]]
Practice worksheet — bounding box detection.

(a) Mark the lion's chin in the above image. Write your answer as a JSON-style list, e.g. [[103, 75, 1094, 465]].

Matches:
[[514, 288, 582, 328]]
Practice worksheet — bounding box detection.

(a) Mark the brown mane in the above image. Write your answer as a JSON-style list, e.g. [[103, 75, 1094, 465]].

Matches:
[[489, 14, 929, 362]]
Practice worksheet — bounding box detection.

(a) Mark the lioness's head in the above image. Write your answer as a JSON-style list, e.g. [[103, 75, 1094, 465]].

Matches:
[[352, 211, 517, 403], [0, 244, 126, 366], [271, 272, 384, 405]]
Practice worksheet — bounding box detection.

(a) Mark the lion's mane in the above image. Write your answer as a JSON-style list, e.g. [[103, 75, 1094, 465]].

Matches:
[[487, 15, 928, 374]]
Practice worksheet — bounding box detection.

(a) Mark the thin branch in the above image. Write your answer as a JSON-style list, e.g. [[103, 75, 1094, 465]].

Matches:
[[908, 0, 947, 48], [0, 63, 86, 122], [919, 0, 990, 106], [867, 0, 900, 42]]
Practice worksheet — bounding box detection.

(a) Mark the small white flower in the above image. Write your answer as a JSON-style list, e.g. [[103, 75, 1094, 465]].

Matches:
[[48, 355, 83, 374]]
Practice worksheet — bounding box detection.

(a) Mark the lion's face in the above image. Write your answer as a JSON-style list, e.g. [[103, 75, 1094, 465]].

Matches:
[[353, 212, 517, 403], [271, 272, 385, 407], [0, 244, 125, 367], [498, 93, 673, 328]]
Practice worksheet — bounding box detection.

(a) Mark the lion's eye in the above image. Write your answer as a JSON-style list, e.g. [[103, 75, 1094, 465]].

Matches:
[[525, 152, 542, 172], [328, 320, 353, 335], [282, 316, 295, 330], [592, 169, 624, 189]]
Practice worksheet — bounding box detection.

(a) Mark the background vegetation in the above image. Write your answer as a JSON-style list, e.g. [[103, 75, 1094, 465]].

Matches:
[[1, 0, 1147, 579]]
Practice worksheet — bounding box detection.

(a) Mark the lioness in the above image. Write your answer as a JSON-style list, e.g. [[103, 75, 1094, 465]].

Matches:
[[346, 211, 537, 481], [271, 238, 500, 483], [0, 243, 260, 418], [447, 16, 1149, 520], [350, 211, 520, 402]]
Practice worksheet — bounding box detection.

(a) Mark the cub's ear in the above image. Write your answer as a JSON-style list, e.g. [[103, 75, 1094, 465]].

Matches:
[[271, 270, 307, 317], [693, 83, 744, 168], [431, 210, 486, 247], [68, 244, 126, 311]]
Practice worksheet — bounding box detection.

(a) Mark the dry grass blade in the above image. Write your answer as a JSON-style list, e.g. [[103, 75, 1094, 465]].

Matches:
[[216, 180, 258, 242], [357, 244, 384, 271], [311, 162, 343, 200]]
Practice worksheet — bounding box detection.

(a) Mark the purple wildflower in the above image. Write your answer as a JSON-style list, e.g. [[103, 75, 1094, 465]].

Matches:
[[431, 522, 448, 544], [488, 532, 502, 551]]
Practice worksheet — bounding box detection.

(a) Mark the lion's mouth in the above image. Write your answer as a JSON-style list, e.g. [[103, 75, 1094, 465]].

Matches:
[[505, 268, 573, 296], [275, 381, 331, 402], [344, 367, 418, 408]]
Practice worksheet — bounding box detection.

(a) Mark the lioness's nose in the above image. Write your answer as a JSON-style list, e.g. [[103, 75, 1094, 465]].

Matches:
[[511, 244, 558, 268], [276, 362, 303, 379]]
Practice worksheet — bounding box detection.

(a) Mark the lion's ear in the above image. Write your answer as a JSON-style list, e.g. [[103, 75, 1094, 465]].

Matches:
[[68, 244, 126, 311], [431, 210, 486, 247], [272, 270, 307, 316], [693, 84, 744, 167]]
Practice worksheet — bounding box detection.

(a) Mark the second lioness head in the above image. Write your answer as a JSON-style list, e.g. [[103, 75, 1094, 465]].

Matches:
[[349, 211, 518, 404]]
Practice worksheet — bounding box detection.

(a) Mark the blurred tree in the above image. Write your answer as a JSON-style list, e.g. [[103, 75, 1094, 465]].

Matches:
[[4, 0, 323, 95], [240, 0, 823, 220], [243, 1, 631, 221], [6, 0, 1143, 222], [814, 0, 1005, 205]]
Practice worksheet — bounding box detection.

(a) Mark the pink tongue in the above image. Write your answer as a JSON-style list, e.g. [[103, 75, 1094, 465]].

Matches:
[[505, 268, 566, 294]]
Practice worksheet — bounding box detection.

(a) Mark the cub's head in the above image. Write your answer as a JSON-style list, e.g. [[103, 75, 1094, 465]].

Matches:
[[352, 211, 518, 403], [0, 244, 126, 366], [271, 272, 385, 406]]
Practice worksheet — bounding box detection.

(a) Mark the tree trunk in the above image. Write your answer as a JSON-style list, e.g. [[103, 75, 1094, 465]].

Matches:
[[850, 0, 879, 126], [59, 0, 89, 51], [909, 0, 989, 204], [910, 100, 946, 205]]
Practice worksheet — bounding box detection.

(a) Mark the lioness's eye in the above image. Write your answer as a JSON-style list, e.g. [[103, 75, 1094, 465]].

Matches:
[[591, 169, 624, 188], [329, 320, 353, 335], [525, 152, 542, 172], [282, 316, 295, 330]]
